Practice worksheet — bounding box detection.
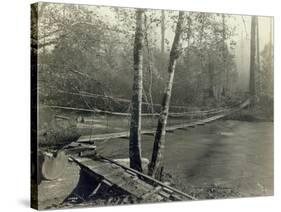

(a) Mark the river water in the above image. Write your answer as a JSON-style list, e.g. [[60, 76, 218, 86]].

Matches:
[[96, 120, 273, 197]]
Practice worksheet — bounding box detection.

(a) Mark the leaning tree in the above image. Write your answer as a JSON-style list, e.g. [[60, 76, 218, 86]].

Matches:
[[148, 11, 185, 178]]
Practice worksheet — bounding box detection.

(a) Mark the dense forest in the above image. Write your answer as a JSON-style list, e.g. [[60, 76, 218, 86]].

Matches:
[[33, 3, 273, 113]]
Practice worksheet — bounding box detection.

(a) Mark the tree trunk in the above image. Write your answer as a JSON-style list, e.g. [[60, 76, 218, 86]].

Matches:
[[222, 14, 228, 95], [269, 18, 273, 78], [148, 11, 184, 178], [129, 9, 145, 172], [256, 17, 261, 101], [185, 14, 192, 72], [144, 15, 154, 115], [208, 54, 215, 98], [161, 10, 165, 53], [197, 15, 205, 103], [249, 16, 257, 107], [269, 18, 273, 48]]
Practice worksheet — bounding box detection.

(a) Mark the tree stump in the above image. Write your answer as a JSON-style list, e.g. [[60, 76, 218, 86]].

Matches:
[[39, 150, 68, 180]]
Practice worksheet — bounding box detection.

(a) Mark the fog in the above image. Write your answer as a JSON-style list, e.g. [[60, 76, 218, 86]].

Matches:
[[233, 15, 273, 90], [92, 6, 273, 91]]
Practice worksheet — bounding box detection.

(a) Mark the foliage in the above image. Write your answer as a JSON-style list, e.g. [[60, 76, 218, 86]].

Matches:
[[37, 3, 239, 112]]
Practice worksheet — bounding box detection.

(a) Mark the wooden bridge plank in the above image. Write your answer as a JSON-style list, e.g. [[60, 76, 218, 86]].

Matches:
[[141, 186, 162, 200], [70, 156, 196, 201], [74, 157, 153, 198], [159, 190, 171, 198], [120, 178, 153, 198]]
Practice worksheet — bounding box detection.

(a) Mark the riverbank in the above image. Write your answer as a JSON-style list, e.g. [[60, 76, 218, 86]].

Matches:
[[227, 102, 273, 122]]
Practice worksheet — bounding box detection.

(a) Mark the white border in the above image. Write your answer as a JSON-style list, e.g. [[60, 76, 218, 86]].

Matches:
[[0, 0, 279, 212]]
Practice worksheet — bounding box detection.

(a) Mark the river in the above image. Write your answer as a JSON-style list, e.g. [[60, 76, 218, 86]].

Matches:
[[96, 120, 273, 197]]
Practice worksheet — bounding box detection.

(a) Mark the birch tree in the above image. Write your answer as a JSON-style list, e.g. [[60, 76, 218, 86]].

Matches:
[[129, 9, 145, 172], [148, 11, 185, 178]]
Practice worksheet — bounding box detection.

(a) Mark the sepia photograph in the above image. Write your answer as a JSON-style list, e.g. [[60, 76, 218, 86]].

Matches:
[[31, 2, 274, 210]]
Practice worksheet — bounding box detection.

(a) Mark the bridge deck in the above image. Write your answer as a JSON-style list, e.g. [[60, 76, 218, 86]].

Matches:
[[70, 156, 196, 202]]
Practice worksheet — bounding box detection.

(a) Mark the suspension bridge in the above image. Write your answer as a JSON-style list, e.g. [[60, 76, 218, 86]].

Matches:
[[42, 91, 250, 143], [39, 92, 251, 203]]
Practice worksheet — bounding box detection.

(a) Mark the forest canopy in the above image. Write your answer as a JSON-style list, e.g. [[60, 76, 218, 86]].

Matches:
[[33, 3, 273, 113]]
